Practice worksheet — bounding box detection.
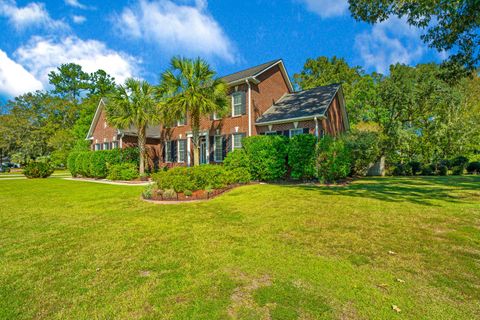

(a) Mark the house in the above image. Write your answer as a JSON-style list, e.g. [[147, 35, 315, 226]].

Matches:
[[86, 59, 349, 169]]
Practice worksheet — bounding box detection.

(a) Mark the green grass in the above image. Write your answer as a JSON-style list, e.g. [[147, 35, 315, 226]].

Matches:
[[0, 176, 479, 319]]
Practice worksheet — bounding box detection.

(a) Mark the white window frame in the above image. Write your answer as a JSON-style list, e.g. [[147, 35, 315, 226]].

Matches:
[[214, 135, 223, 162], [289, 128, 304, 138], [177, 139, 186, 163], [232, 133, 244, 150], [231, 92, 245, 117]]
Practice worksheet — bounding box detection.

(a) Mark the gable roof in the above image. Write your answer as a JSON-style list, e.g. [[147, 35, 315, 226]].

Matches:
[[255, 83, 342, 125], [221, 59, 294, 92]]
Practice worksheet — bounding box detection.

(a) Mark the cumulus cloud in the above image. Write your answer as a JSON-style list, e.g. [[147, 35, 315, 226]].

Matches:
[[14, 36, 140, 86], [0, 49, 43, 97], [72, 15, 86, 24], [64, 0, 87, 9], [114, 0, 236, 62], [355, 17, 426, 74], [0, 0, 68, 30], [298, 0, 349, 18]]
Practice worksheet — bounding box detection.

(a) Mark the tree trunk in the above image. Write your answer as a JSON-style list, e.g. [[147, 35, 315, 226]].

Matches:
[[138, 126, 146, 175], [192, 115, 200, 166]]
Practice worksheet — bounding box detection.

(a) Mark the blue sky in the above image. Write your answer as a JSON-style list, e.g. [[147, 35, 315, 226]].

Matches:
[[0, 0, 445, 101]]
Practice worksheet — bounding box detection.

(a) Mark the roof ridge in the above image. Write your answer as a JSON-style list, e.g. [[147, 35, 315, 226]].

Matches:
[[220, 59, 282, 80]]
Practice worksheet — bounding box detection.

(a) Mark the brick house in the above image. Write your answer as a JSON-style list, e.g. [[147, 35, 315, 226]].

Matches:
[[86, 59, 349, 168]]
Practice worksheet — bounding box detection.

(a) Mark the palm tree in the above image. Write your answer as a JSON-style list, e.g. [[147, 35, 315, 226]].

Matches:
[[159, 57, 228, 166], [106, 78, 161, 174]]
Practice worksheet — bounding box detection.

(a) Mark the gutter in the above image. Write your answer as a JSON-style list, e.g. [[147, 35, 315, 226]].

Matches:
[[256, 114, 326, 126]]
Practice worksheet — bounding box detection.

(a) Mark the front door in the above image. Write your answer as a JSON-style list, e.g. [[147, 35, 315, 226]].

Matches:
[[199, 138, 207, 164]]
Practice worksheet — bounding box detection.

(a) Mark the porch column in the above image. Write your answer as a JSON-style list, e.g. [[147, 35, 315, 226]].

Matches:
[[206, 134, 210, 164], [187, 137, 191, 166], [314, 116, 319, 138]]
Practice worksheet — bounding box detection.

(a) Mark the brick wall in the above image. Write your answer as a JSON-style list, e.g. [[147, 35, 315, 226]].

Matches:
[[90, 107, 118, 150]]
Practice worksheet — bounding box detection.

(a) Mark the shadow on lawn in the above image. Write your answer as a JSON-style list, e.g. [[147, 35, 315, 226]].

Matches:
[[289, 176, 480, 206]]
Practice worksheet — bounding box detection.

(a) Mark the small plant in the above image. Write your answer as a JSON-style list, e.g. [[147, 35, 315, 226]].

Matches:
[[23, 161, 54, 178], [466, 161, 480, 174], [205, 185, 213, 193], [183, 189, 193, 197], [107, 163, 139, 181], [163, 189, 177, 200], [421, 164, 435, 176], [142, 184, 156, 199]]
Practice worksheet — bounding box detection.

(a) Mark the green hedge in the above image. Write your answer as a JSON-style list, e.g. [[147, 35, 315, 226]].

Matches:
[[316, 135, 351, 183], [288, 134, 316, 180], [152, 164, 251, 193], [23, 161, 54, 178], [242, 135, 288, 181], [67, 148, 139, 179], [107, 163, 139, 181]]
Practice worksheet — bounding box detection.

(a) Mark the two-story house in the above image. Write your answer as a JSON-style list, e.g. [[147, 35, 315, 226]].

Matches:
[[86, 59, 349, 169]]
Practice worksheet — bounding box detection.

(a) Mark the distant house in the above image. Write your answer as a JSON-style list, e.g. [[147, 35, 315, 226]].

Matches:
[[86, 59, 349, 168]]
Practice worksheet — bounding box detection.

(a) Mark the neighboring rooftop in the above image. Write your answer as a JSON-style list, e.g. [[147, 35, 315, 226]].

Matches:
[[221, 59, 282, 83], [256, 83, 341, 124]]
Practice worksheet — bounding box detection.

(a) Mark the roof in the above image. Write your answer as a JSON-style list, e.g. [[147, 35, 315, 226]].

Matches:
[[255, 83, 341, 124], [121, 125, 161, 139], [221, 59, 281, 83]]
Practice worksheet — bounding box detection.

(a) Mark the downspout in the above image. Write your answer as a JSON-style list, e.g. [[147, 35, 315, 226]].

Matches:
[[246, 79, 252, 136]]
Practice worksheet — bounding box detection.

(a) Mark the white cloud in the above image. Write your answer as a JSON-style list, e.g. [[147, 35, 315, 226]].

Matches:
[[72, 15, 86, 24], [0, 49, 43, 97], [0, 0, 68, 30], [64, 0, 87, 9], [14, 36, 140, 87], [355, 17, 426, 74], [114, 0, 236, 62], [299, 0, 349, 18]]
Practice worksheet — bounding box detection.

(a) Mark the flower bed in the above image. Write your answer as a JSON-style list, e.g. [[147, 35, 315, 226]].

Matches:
[[146, 183, 246, 202]]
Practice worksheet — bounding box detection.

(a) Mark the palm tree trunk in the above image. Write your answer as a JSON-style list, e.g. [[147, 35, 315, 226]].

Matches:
[[138, 126, 146, 174]]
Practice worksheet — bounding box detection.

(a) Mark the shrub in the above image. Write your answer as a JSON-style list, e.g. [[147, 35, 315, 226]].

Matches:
[[452, 165, 464, 175], [223, 167, 252, 185], [90, 151, 109, 178], [344, 130, 381, 176], [223, 149, 251, 172], [421, 164, 435, 176], [142, 184, 155, 199], [163, 189, 177, 200], [67, 152, 81, 177], [466, 161, 480, 174], [153, 167, 196, 192], [184, 190, 193, 196], [121, 147, 140, 165], [392, 163, 412, 176], [191, 165, 227, 189], [23, 161, 54, 178], [438, 164, 448, 176], [408, 161, 422, 175], [451, 156, 469, 169], [288, 134, 317, 180], [315, 135, 351, 183], [107, 163, 139, 181], [243, 135, 288, 181]]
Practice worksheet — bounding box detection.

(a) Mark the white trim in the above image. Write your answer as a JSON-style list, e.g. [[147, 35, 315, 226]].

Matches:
[[293, 121, 298, 129], [314, 116, 319, 137], [213, 135, 223, 162], [86, 98, 106, 140], [256, 114, 326, 126], [264, 131, 277, 136], [205, 136, 210, 164], [187, 138, 191, 166], [177, 140, 186, 163]]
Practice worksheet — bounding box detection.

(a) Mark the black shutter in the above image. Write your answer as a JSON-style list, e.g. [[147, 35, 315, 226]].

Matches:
[[276, 130, 283, 135], [162, 143, 166, 162], [171, 141, 177, 162], [283, 130, 290, 137], [209, 136, 214, 162], [303, 128, 309, 134], [259, 132, 265, 135]]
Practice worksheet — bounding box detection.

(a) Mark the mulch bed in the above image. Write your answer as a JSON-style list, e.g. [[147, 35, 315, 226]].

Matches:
[[146, 183, 251, 203]]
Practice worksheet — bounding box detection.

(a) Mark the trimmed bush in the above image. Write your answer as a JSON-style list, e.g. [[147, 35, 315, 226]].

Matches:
[[223, 167, 252, 185], [90, 151, 109, 178], [344, 130, 381, 176], [421, 164, 435, 176], [438, 164, 448, 176], [409, 161, 422, 175], [23, 161, 54, 178], [288, 134, 316, 180], [315, 136, 351, 183], [67, 152, 81, 177], [243, 135, 288, 181], [223, 149, 251, 172], [451, 165, 465, 175], [392, 163, 413, 176], [154, 167, 196, 193], [451, 156, 469, 169], [81, 152, 94, 177], [466, 161, 480, 174], [107, 163, 139, 181]]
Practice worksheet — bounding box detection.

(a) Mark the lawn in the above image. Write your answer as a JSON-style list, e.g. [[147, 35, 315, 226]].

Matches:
[[0, 176, 479, 319]]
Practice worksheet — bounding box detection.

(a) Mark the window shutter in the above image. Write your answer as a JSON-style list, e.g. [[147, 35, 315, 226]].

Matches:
[[171, 141, 177, 162], [209, 136, 214, 162], [241, 92, 246, 114], [303, 128, 309, 134], [162, 143, 166, 162]]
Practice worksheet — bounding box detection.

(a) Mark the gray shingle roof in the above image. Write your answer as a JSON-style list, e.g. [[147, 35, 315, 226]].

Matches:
[[221, 59, 281, 83], [121, 125, 161, 139], [256, 83, 341, 124]]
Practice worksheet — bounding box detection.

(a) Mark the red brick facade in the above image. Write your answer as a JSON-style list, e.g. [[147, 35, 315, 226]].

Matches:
[[87, 61, 349, 168]]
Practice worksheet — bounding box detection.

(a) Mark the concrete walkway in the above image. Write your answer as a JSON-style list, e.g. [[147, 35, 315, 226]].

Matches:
[[63, 177, 152, 186]]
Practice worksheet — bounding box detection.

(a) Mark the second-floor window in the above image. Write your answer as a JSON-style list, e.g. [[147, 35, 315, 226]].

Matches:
[[177, 115, 186, 126], [232, 91, 246, 116]]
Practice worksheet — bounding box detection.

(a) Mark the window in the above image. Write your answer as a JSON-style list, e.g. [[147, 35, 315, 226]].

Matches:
[[111, 141, 119, 149], [214, 136, 223, 162], [265, 131, 277, 136], [289, 128, 304, 138], [232, 133, 245, 150], [232, 92, 246, 116], [178, 140, 186, 162], [94, 143, 101, 151], [211, 112, 221, 120], [177, 115, 186, 126], [103, 142, 110, 150], [165, 142, 172, 162]]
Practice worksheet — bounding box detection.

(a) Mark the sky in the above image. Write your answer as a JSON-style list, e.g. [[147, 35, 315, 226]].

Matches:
[[0, 0, 446, 102]]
